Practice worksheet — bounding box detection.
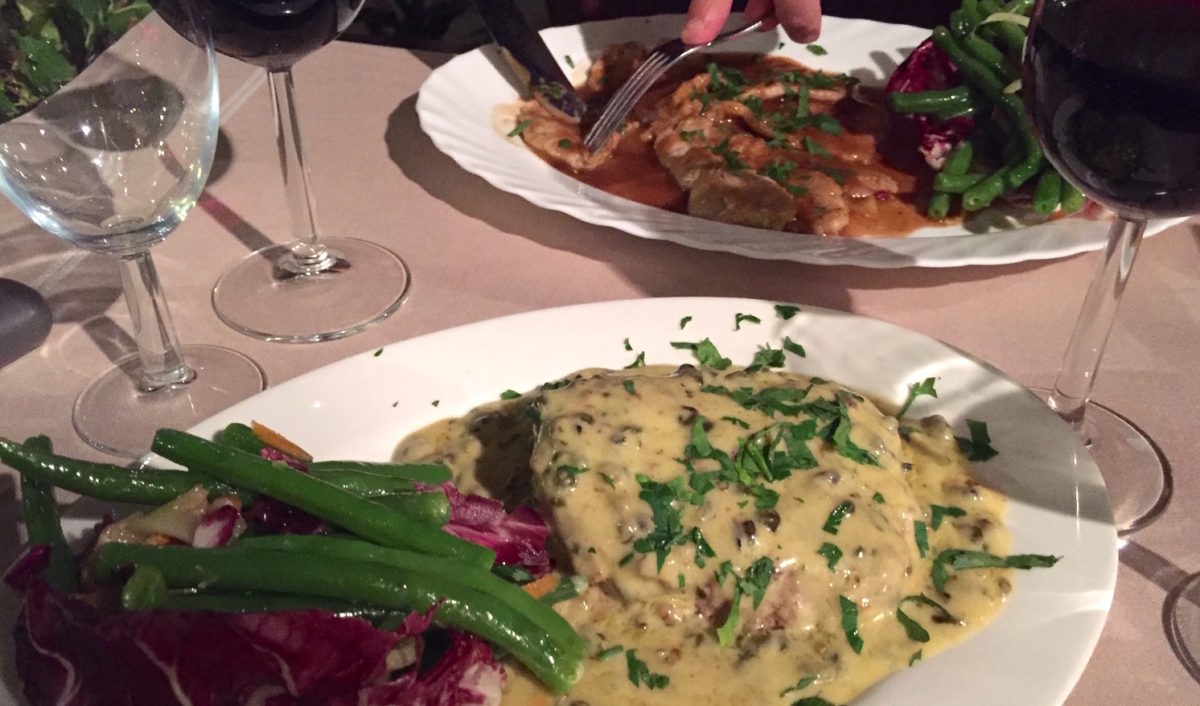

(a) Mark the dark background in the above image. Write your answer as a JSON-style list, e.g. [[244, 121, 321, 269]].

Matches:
[[343, 0, 962, 52]]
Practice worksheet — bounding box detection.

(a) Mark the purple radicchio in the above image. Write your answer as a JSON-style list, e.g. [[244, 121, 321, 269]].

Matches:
[[419, 482, 551, 576], [885, 38, 975, 169], [14, 580, 505, 706]]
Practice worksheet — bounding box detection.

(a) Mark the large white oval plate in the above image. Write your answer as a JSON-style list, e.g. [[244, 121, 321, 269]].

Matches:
[[417, 14, 1180, 268], [0, 298, 1116, 706]]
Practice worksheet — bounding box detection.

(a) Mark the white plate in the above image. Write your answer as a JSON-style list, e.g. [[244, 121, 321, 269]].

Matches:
[[417, 14, 1181, 268], [0, 298, 1116, 705]]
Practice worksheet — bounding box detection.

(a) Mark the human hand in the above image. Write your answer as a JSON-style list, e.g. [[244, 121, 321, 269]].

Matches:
[[681, 0, 822, 45]]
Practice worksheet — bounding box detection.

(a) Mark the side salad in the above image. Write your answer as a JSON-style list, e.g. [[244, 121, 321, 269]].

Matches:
[[1, 424, 586, 706], [885, 0, 1086, 219]]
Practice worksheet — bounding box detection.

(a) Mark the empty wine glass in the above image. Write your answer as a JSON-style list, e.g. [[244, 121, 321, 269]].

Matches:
[[199, 0, 410, 342], [1023, 0, 1199, 535], [0, 3, 265, 457]]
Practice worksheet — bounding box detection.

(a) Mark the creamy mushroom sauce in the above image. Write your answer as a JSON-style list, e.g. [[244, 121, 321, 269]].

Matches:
[[395, 365, 1013, 705]]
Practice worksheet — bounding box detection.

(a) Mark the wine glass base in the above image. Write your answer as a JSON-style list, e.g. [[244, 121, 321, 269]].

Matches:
[[212, 238, 410, 343], [1167, 573, 1200, 684], [73, 344, 266, 458], [1030, 388, 1172, 535]]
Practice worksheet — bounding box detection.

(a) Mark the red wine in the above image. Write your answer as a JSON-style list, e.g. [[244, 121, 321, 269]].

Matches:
[[200, 0, 365, 72], [1023, 0, 1200, 217]]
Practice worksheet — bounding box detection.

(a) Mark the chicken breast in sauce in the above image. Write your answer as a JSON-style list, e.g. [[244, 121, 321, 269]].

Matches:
[[396, 364, 1023, 706], [509, 43, 935, 236]]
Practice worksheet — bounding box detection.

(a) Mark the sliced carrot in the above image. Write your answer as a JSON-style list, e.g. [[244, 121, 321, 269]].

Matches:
[[520, 572, 559, 599], [250, 421, 313, 462]]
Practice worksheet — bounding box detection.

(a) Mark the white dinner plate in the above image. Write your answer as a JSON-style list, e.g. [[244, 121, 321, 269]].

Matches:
[[0, 298, 1116, 705], [417, 14, 1181, 268]]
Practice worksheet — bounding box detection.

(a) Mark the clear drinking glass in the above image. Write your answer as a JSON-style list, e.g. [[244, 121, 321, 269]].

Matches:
[[0, 4, 265, 457], [1023, 0, 1200, 534], [202, 0, 410, 343]]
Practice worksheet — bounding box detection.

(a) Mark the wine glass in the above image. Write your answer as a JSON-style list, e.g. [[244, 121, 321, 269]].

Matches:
[[0, 3, 265, 457], [1023, 0, 1199, 534], [200, 0, 410, 342]]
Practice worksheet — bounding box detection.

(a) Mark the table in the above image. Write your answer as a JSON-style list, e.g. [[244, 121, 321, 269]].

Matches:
[[0, 40, 1197, 705]]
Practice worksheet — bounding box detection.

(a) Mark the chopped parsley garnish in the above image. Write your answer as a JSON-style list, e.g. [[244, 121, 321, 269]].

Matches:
[[596, 645, 623, 660], [373, 348, 383, 357], [895, 594, 957, 643], [722, 415, 750, 429], [671, 338, 732, 369], [431, 400, 439, 407], [775, 304, 801, 320], [779, 676, 817, 697], [909, 650, 923, 666], [747, 345, 786, 371], [712, 137, 749, 170], [896, 377, 938, 418], [599, 472, 616, 488], [679, 315, 693, 329], [826, 402, 880, 466], [557, 464, 587, 477], [625, 351, 646, 369], [839, 595, 864, 653], [759, 158, 798, 185], [804, 136, 830, 156], [499, 389, 521, 400], [741, 95, 764, 115], [806, 44, 828, 55], [822, 501, 853, 535], [680, 129, 705, 142], [783, 336, 806, 358], [929, 504, 967, 530], [704, 62, 747, 102], [956, 419, 999, 461], [534, 79, 565, 100], [564, 54, 575, 68], [619, 552, 635, 566], [557, 138, 572, 149], [507, 119, 531, 137], [632, 475, 687, 570], [872, 491, 885, 504], [623, 337, 633, 351], [817, 542, 843, 569], [626, 649, 670, 689], [793, 699, 837, 706], [734, 312, 761, 330], [914, 520, 929, 558], [716, 557, 775, 646], [931, 550, 1060, 593], [623, 379, 636, 395], [678, 573, 686, 589]]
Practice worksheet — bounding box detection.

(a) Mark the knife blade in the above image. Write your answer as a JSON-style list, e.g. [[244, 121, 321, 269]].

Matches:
[[475, 0, 587, 123]]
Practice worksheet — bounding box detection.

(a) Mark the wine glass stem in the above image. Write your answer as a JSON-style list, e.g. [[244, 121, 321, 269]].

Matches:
[[117, 251, 194, 391], [268, 68, 335, 275], [1047, 215, 1146, 437]]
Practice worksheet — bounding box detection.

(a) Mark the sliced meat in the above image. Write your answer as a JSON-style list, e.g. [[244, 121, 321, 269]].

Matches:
[[688, 169, 796, 230], [516, 101, 619, 171]]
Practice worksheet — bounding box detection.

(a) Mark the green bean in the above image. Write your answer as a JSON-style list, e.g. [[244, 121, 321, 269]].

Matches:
[[1060, 181, 1087, 213], [934, 172, 985, 193], [930, 27, 1042, 190], [977, 0, 1027, 54], [888, 87, 972, 115], [539, 575, 587, 606], [151, 429, 493, 568], [949, 8, 973, 38], [962, 167, 1010, 211], [92, 544, 582, 693], [306, 470, 418, 496], [220, 421, 452, 484], [236, 534, 586, 656], [962, 33, 1018, 81], [927, 192, 953, 220], [158, 590, 395, 620], [367, 492, 451, 527], [0, 436, 232, 505], [961, 0, 986, 27], [19, 436, 79, 592], [121, 565, 168, 611], [1033, 170, 1064, 214], [309, 461, 451, 484], [928, 140, 975, 217], [943, 140, 976, 174]]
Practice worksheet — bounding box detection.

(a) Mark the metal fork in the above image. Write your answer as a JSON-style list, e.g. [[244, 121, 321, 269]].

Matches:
[[583, 19, 766, 152]]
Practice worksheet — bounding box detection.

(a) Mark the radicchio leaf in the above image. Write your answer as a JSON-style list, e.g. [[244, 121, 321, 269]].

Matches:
[[419, 482, 551, 576], [885, 38, 975, 169], [14, 580, 504, 706], [245, 448, 326, 535], [3, 545, 50, 591]]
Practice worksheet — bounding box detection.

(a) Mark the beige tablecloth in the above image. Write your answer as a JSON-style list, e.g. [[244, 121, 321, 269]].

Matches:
[[0, 41, 1197, 704]]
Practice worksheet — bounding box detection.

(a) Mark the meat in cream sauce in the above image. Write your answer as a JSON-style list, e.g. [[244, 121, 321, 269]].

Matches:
[[396, 365, 1016, 705]]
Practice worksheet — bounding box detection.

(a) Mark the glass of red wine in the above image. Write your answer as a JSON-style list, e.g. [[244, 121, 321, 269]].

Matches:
[[203, 0, 410, 342]]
